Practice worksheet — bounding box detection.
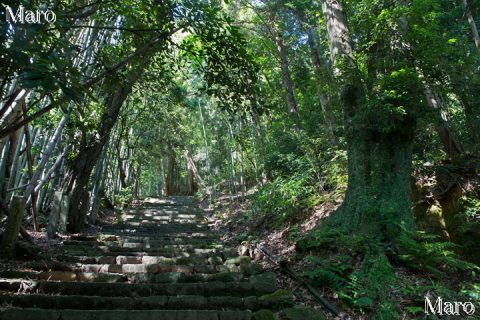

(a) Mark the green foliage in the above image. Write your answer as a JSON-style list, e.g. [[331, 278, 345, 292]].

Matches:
[[303, 255, 351, 290], [114, 187, 134, 207], [249, 170, 319, 225]]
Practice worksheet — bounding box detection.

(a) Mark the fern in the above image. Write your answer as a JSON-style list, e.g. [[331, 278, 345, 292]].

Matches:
[[398, 230, 479, 275], [304, 268, 347, 290]]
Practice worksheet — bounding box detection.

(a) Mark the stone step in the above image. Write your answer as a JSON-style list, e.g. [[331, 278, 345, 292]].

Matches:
[[58, 248, 231, 259], [58, 250, 235, 260], [27, 263, 256, 275], [99, 231, 217, 238], [100, 224, 210, 233], [62, 241, 224, 250], [0, 198, 288, 320], [130, 271, 247, 283], [0, 277, 276, 297], [0, 308, 252, 320], [59, 254, 225, 266], [0, 270, 247, 284], [0, 292, 290, 311], [121, 215, 206, 221], [0, 270, 127, 282], [61, 245, 237, 257], [70, 234, 219, 242], [121, 212, 204, 219], [119, 221, 207, 227]]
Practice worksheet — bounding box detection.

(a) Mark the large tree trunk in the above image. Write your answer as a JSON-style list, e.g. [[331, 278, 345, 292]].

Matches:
[[320, 2, 418, 316], [337, 129, 415, 239], [322, 0, 415, 242]]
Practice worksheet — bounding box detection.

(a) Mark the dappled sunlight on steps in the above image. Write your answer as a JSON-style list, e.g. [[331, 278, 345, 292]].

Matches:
[[0, 197, 311, 320]]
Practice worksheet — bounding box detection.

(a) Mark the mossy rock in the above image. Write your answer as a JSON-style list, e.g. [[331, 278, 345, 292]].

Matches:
[[249, 272, 277, 292], [240, 262, 263, 275], [283, 307, 325, 320], [253, 309, 276, 320], [258, 289, 294, 309], [209, 272, 244, 282]]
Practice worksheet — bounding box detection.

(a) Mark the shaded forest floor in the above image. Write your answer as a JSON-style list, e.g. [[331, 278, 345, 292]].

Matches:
[[205, 193, 347, 319]]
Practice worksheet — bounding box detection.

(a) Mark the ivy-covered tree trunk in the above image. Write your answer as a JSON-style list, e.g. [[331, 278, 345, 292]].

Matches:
[[322, 0, 416, 242], [338, 129, 415, 240], [321, 1, 420, 316]]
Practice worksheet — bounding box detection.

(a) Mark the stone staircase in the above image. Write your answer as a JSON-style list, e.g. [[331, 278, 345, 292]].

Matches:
[[0, 197, 300, 320]]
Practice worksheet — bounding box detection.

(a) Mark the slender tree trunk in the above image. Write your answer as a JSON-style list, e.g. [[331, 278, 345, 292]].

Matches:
[[1, 129, 22, 203], [275, 35, 298, 115], [0, 140, 10, 218], [464, 0, 480, 56], [6, 129, 24, 192], [89, 145, 108, 224], [271, 25, 300, 129], [62, 69, 144, 233], [462, 99, 480, 150], [306, 26, 337, 143], [23, 124, 39, 231], [163, 143, 176, 196], [422, 82, 463, 159], [24, 103, 72, 205], [183, 148, 202, 196]]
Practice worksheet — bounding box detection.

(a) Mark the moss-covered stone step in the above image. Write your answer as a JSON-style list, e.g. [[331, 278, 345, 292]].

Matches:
[[22, 260, 262, 276], [0, 279, 276, 297], [129, 271, 246, 283], [0, 292, 291, 311], [0, 271, 127, 282], [0, 308, 252, 320], [61, 246, 237, 258], [57, 254, 225, 266], [58, 248, 237, 260], [62, 241, 225, 251], [70, 234, 219, 242], [98, 231, 217, 238], [67, 263, 253, 274]]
